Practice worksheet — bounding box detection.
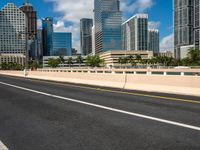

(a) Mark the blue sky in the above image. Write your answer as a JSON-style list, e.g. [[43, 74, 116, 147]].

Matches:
[[0, 0, 174, 51]]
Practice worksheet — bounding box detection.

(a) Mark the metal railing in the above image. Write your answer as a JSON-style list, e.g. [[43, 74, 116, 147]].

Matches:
[[37, 68, 200, 77]]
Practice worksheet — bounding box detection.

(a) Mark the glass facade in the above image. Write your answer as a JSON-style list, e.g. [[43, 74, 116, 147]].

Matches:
[[42, 17, 53, 56], [148, 29, 160, 55], [174, 0, 194, 58], [194, 0, 200, 49], [122, 14, 148, 51], [80, 18, 93, 55], [52, 32, 72, 56], [94, 0, 122, 54]]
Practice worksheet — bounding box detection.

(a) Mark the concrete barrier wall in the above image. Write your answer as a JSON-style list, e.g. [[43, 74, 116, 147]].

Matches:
[[0, 71, 200, 96]]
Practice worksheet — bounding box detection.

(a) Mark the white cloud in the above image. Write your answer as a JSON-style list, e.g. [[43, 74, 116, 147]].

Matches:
[[121, 0, 154, 13], [148, 21, 160, 29], [160, 33, 174, 52], [37, 19, 42, 29], [44, 0, 155, 50]]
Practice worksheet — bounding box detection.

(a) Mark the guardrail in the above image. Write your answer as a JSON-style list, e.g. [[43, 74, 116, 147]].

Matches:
[[37, 68, 200, 77]]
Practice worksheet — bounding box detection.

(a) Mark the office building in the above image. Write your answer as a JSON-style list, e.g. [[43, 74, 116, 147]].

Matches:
[[100, 50, 153, 67], [174, 0, 194, 58], [94, 0, 122, 54], [80, 18, 93, 55], [0, 3, 27, 65], [52, 32, 72, 56], [148, 29, 160, 55], [36, 29, 43, 60], [20, 0, 37, 39], [159, 51, 174, 58], [194, 0, 200, 50], [122, 14, 148, 51], [42, 17, 53, 56]]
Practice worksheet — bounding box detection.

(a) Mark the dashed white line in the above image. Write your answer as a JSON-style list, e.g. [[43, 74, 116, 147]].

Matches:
[[0, 141, 8, 150], [0, 81, 200, 131]]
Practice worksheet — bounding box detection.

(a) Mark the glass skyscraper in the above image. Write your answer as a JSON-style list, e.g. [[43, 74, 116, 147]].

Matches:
[[148, 29, 160, 56], [80, 18, 93, 55], [94, 0, 122, 54], [194, 0, 200, 50], [174, 0, 194, 58], [52, 32, 72, 56], [122, 14, 148, 51], [42, 17, 53, 56]]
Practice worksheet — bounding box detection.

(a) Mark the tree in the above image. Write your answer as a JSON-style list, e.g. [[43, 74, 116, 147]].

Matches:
[[48, 58, 60, 68], [29, 60, 39, 70], [86, 55, 104, 67], [66, 57, 73, 67], [59, 56, 65, 67], [76, 55, 83, 67]]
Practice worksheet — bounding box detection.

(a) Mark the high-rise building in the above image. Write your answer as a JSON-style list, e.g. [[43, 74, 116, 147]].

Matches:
[[19, 0, 37, 39], [174, 0, 194, 58], [194, 0, 200, 50], [80, 18, 93, 55], [0, 3, 27, 65], [148, 29, 160, 55], [122, 14, 148, 51], [37, 29, 43, 60], [52, 32, 72, 56], [42, 17, 53, 56], [94, 0, 122, 54]]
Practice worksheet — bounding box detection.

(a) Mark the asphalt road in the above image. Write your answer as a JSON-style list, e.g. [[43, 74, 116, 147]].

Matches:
[[0, 75, 200, 150]]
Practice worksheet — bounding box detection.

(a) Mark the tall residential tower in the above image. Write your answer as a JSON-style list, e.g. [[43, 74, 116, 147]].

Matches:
[[20, 0, 37, 39], [174, 0, 194, 58], [194, 0, 200, 50], [122, 14, 148, 51]]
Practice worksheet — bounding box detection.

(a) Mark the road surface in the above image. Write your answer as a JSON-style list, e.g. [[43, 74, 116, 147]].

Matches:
[[0, 75, 200, 150]]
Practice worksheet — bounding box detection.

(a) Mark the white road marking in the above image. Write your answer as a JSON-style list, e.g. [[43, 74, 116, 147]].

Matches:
[[0, 81, 200, 131], [0, 141, 8, 150]]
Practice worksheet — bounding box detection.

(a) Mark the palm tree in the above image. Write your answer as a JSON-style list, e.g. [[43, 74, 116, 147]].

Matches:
[[59, 56, 65, 68], [67, 57, 73, 67], [48, 58, 60, 68], [127, 55, 136, 66], [118, 57, 123, 67], [76, 55, 83, 67]]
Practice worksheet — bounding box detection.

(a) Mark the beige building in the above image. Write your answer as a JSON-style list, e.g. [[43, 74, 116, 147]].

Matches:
[[0, 54, 26, 65], [159, 51, 174, 58], [100, 50, 153, 67]]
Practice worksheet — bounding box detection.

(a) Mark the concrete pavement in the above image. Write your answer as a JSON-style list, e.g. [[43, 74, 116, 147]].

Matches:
[[0, 75, 200, 150]]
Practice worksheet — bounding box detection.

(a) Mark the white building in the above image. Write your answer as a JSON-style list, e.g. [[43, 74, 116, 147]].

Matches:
[[180, 45, 194, 59], [0, 3, 27, 65], [122, 14, 148, 51]]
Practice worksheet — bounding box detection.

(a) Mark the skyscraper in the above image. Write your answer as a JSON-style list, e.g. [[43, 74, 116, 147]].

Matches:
[[52, 32, 72, 56], [19, 0, 37, 39], [122, 14, 148, 51], [42, 17, 53, 56], [194, 0, 200, 50], [0, 3, 27, 65], [174, 0, 194, 59], [80, 18, 93, 55], [148, 29, 160, 55], [94, 0, 122, 54]]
